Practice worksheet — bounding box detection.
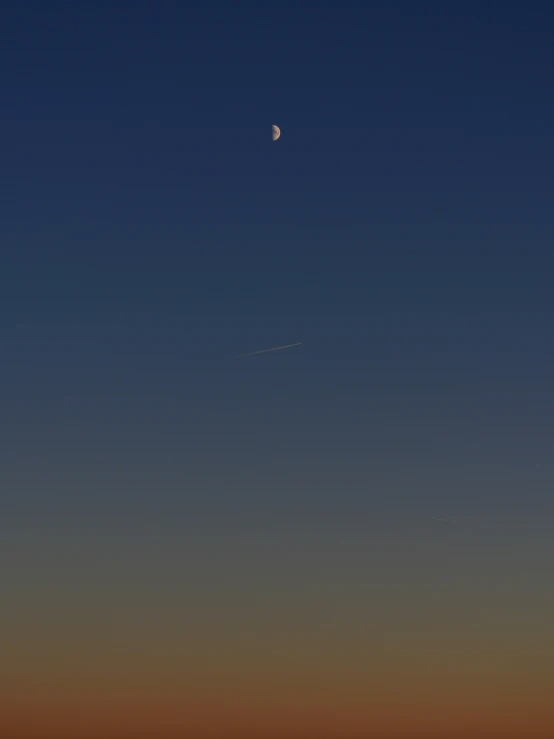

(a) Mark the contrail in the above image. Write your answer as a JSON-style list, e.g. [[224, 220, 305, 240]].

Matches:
[[237, 342, 302, 358]]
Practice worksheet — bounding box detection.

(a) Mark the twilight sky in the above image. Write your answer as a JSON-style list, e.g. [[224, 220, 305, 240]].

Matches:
[[2, 2, 554, 737]]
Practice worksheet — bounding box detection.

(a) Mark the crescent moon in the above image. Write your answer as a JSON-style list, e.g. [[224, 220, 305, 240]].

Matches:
[[272, 124, 281, 141]]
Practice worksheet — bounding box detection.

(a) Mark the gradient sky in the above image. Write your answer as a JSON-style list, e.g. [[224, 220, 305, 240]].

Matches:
[[2, 2, 554, 737]]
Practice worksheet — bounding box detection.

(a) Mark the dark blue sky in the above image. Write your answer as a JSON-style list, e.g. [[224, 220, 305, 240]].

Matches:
[[2, 1, 554, 518]]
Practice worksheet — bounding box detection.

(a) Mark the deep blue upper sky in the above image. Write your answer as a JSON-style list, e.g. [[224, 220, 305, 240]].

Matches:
[[2, 2, 554, 516]]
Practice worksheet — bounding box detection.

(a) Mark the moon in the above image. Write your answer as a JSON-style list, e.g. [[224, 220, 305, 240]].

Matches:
[[272, 124, 280, 141]]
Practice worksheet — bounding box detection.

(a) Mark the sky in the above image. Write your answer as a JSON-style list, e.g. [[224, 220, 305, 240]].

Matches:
[[2, 2, 554, 737]]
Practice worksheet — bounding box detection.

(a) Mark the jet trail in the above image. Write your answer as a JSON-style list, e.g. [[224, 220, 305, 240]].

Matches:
[[237, 342, 302, 357]]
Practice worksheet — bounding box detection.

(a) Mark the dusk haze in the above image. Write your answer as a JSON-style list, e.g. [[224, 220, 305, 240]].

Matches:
[[2, 2, 554, 737]]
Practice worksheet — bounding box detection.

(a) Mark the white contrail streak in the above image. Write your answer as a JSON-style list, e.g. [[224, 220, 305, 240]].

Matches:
[[237, 342, 302, 357]]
